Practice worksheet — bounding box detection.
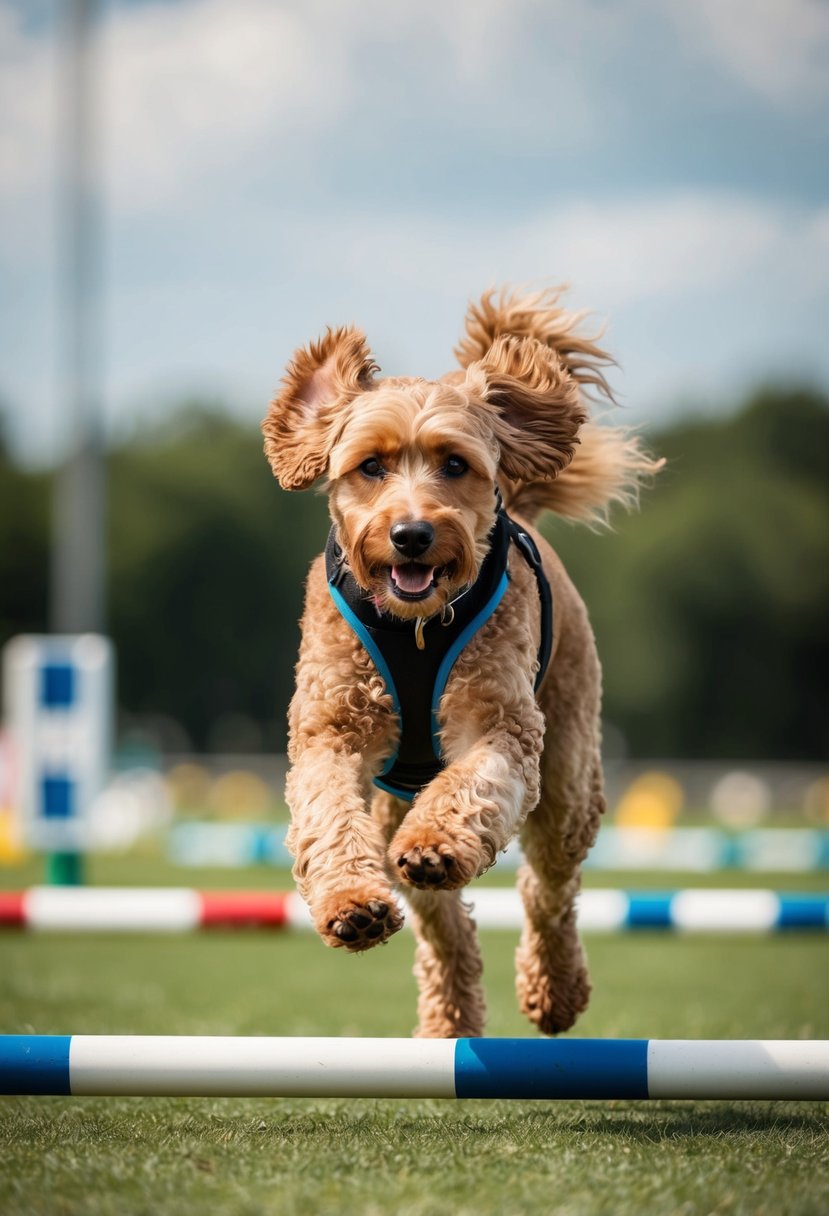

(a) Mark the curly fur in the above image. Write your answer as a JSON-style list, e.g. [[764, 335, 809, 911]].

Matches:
[[262, 285, 660, 1035]]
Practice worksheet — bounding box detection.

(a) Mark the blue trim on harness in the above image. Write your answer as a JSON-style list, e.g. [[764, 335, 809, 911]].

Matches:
[[373, 773, 417, 802], [429, 569, 510, 744]]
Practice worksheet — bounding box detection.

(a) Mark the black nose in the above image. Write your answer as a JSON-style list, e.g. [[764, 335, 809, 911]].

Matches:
[[390, 520, 434, 558]]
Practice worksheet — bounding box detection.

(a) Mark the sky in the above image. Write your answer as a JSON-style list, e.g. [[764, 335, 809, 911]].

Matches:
[[1, 0, 828, 465]]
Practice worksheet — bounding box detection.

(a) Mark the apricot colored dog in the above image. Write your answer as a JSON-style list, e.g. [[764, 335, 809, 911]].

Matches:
[[263, 287, 658, 1037]]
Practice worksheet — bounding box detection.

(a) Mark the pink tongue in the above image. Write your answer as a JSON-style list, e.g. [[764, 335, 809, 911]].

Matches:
[[392, 565, 433, 594]]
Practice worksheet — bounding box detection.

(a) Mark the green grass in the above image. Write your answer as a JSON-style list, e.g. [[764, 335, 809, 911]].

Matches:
[[1, 889, 829, 1215]]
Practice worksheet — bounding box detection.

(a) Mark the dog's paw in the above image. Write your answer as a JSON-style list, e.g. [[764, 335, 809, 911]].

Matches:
[[516, 947, 591, 1035], [318, 893, 403, 953], [391, 825, 480, 891], [397, 843, 457, 888]]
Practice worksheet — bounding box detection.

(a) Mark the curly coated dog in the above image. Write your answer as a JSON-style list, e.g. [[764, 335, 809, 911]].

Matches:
[[262, 286, 659, 1038]]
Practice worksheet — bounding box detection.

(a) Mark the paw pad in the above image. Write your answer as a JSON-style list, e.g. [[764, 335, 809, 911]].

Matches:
[[327, 898, 401, 951], [397, 845, 456, 889]]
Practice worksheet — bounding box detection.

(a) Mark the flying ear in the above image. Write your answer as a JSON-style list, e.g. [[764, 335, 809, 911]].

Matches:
[[468, 334, 587, 481], [262, 327, 379, 490]]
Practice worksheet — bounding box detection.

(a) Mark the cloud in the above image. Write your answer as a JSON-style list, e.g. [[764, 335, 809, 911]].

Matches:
[[292, 192, 829, 315], [3, 183, 828, 462], [2, 0, 826, 229], [666, 0, 829, 106], [0, 3, 56, 229], [94, 188, 828, 419], [98, 0, 353, 211], [2, 0, 828, 462]]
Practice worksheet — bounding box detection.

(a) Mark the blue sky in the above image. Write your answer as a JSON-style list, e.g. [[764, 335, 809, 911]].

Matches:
[[1, 0, 828, 464]]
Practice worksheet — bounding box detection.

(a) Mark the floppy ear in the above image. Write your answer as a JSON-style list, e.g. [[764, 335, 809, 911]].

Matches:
[[262, 327, 379, 490], [468, 334, 587, 481]]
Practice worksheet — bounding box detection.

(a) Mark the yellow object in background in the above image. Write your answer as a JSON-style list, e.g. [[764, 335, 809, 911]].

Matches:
[[165, 763, 274, 821], [804, 776, 829, 825], [208, 771, 271, 820], [0, 805, 26, 864], [165, 763, 212, 816], [615, 771, 684, 829]]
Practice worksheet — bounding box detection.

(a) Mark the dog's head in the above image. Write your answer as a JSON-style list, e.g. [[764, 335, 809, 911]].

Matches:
[[262, 325, 586, 620]]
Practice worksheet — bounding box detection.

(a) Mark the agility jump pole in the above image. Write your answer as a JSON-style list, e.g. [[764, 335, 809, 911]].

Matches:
[[2, 1036, 828, 1099], [0, 887, 826, 934]]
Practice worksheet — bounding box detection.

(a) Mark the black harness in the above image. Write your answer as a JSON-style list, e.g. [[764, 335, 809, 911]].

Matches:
[[325, 507, 553, 801]]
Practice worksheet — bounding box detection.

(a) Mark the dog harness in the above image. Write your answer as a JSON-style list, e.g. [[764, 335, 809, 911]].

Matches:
[[325, 506, 553, 801]]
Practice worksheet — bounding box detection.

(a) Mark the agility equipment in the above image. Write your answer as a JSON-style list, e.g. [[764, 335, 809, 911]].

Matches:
[[1, 1035, 827, 1099], [167, 822, 829, 872], [0, 887, 826, 934], [0, 887, 293, 932], [3, 633, 114, 884]]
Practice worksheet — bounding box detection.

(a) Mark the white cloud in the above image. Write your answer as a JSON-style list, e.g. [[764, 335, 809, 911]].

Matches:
[[0, 6, 54, 197], [294, 192, 829, 315], [667, 0, 829, 105], [96, 189, 828, 418], [2, 0, 828, 462], [3, 0, 827, 232], [3, 185, 828, 461], [0, 2, 57, 261], [0, 0, 539, 214], [99, 0, 352, 211]]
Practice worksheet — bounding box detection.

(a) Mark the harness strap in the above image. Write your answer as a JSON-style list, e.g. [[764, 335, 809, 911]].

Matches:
[[506, 519, 553, 693]]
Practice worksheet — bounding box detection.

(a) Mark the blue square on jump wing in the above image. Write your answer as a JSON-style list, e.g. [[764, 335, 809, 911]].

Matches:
[[41, 776, 74, 818], [40, 663, 75, 707]]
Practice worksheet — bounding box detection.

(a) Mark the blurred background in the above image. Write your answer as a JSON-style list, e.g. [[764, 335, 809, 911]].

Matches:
[[1, 0, 828, 849]]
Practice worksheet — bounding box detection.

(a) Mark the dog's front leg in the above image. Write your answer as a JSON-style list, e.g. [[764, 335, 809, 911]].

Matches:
[[286, 745, 403, 951], [390, 700, 543, 891], [285, 563, 404, 952]]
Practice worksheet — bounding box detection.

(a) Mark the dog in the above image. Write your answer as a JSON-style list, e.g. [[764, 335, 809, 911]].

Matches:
[[262, 286, 658, 1038]]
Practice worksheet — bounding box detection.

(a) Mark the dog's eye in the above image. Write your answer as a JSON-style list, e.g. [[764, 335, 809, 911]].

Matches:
[[360, 457, 385, 479], [443, 455, 468, 478]]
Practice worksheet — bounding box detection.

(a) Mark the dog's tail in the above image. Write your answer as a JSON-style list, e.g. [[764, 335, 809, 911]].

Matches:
[[455, 286, 662, 525]]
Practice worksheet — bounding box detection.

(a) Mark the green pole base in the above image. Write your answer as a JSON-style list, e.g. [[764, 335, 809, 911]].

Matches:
[[46, 852, 85, 886]]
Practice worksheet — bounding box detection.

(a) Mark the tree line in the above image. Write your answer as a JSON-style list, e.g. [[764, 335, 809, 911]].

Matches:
[[1, 386, 827, 760]]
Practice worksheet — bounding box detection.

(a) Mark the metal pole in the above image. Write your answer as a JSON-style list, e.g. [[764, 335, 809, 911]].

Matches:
[[49, 0, 105, 884], [52, 0, 105, 637]]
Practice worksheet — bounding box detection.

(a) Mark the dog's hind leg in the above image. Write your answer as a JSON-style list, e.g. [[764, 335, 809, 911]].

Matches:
[[514, 766, 600, 1036], [404, 888, 486, 1038], [515, 612, 605, 1035], [374, 791, 486, 1036]]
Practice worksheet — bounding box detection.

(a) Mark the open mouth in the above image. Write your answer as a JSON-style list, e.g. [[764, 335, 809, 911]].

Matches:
[[388, 563, 441, 602]]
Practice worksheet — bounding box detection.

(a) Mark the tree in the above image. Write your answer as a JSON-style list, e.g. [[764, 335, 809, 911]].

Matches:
[[107, 409, 329, 750], [0, 422, 50, 645], [545, 386, 829, 759]]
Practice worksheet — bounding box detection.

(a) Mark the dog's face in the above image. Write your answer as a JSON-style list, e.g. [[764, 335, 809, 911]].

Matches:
[[263, 326, 586, 620], [325, 378, 500, 619]]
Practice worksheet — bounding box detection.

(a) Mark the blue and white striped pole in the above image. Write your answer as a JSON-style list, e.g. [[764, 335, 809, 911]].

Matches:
[[1, 1037, 827, 1099]]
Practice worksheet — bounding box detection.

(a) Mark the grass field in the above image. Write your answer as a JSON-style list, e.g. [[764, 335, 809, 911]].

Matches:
[[1, 857, 828, 1215]]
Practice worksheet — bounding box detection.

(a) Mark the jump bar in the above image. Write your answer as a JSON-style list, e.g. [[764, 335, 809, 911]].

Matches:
[[2, 1036, 828, 1099], [0, 888, 827, 933]]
